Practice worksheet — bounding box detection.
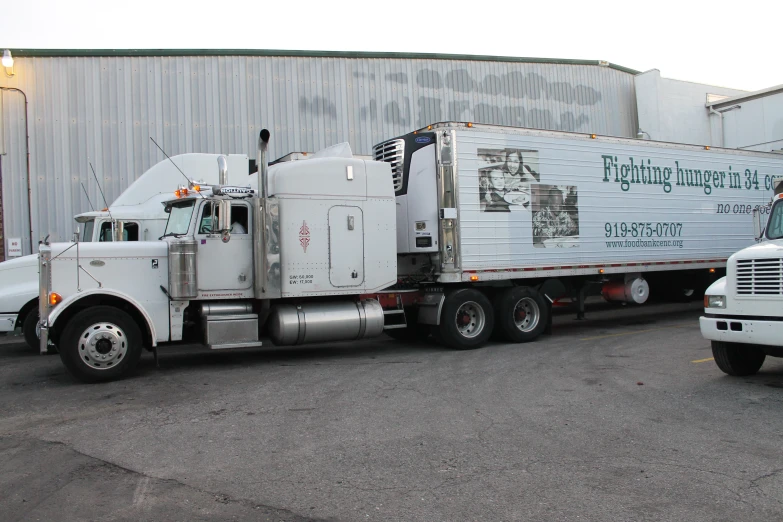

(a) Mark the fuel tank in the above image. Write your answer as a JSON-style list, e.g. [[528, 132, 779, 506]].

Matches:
[[268, 299, 385, 346]]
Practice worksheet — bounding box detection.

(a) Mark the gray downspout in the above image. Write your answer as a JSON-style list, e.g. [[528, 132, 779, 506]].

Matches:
[[0, 87, 33, 255], [708, 107, 724, 148]]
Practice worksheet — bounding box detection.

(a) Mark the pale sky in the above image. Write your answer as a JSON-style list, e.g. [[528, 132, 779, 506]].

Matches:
[[1, 0, 779, 92]]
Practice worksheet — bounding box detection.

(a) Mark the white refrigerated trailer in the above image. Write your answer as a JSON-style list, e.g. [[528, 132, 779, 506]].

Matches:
[[373, 122, 781, 338], [37, 123, 783, 382]]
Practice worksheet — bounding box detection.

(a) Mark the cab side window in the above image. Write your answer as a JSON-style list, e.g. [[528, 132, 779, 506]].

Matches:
[[198, 203, 249, 235], [231, 205, 248, 234], [98, 222, 140, 241], [199, 204, 214, 234]]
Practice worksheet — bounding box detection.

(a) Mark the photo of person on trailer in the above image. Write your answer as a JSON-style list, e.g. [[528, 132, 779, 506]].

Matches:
[[478, 148, 540, 212]]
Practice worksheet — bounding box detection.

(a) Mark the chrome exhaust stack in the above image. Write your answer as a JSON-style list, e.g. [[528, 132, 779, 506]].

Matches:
[[218, 155, 229, 185], [258, 129, 270, 199], [254, 129, 280, 300], [216, 155, 231, 242]]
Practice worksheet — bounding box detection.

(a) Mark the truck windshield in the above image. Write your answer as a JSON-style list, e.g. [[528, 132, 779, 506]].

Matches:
[[81, 219, 95, 242], [164, 200, 196, 236], [767, 200, 783, 240]]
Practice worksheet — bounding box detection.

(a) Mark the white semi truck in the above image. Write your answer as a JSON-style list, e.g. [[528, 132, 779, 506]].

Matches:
[[38, 123, 783, 382], [0, 153, 252, 349], [701, 179, 783, 376]]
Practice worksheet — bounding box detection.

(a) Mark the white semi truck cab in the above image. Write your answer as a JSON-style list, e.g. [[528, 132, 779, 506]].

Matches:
[[0, 153, 252, 350], [38, 131, 398, 382], [701, 183, 783, 376]]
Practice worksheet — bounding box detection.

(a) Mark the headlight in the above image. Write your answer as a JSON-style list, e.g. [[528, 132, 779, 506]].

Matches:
[[705, 295, 726, 309]]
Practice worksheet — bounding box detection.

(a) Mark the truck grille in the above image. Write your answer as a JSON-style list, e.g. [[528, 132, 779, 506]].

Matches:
[[736, 258, 783, 295], [372, 139, 404, 191]]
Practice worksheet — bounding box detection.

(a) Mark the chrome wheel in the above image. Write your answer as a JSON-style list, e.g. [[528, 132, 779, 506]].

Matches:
[[455, 301, 486, 339], [513, 297, 540, 333], [78, 322, 128, 370]]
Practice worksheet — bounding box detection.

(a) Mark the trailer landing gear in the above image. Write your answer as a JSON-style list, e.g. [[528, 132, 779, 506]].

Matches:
[[576, 284, 587, 320]]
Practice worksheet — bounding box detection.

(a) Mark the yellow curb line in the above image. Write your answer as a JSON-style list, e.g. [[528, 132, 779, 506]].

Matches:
[[691, 357, 714, 364]]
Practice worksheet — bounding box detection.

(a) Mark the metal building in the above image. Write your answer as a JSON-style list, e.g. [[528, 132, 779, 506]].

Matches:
[[0, 49, 640, 257]]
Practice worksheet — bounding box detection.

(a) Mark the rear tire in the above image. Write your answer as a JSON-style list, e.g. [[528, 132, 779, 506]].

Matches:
[[492, 287, 548, 343], [435, 288, 494, 350], [711, 341, 765, 376], [59, 306, 143, 383]]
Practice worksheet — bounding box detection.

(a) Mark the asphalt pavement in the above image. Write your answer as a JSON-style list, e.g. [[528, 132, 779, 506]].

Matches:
[[1, 300, 782, 521]]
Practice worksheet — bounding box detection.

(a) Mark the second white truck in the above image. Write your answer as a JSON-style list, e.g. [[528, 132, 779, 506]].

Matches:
[[701, 179, 783, 376]]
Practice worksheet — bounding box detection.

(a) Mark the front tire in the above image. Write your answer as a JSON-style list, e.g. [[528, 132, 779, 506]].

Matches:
[[711, 341, 765, 376], [58, 306, 143, 383], [435, 288, 494, 350], [492, 287, 548, 343]]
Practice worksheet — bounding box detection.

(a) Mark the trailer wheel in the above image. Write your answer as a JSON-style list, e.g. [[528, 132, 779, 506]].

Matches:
[[22, 308, 57, 354], [436, 289, 494, 350], [493, 287, 548, 343], [58, 306, 143, 383], [711, 341, 766, 376]]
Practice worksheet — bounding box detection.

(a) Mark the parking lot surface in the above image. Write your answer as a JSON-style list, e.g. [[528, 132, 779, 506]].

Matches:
[[1, 301, 782, 521]]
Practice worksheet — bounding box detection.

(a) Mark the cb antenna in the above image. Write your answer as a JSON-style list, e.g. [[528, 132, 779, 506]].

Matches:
[[81, 182, 95, 211], [90, 161, 116, 240], [149, 137, 206, 198], [89, 162, 112, 219]]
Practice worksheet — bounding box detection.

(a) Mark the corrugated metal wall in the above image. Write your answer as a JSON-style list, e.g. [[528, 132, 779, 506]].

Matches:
[[0, 55, 638, 255]]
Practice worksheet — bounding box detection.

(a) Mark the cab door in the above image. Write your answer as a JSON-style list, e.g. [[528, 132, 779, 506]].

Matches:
[[195, 201, 253, 292], [328, 205, 364, 287]]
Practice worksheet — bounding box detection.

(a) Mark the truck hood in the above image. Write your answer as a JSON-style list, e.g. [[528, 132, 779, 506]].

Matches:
[[0, 253, 39, 271], [0, 254, 40, 314], [729, 240, 783, 261]]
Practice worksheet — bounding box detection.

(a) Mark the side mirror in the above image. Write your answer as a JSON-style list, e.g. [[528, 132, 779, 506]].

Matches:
[[218, 200, 232, 243], [113, 221, 126, 242], [753, 208, 766, 241], [73, 226, 80, 243]]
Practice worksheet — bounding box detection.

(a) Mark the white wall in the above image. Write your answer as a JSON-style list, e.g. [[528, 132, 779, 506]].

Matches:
[[635, 69, 746, 146], [0, 55, 639, 256], [722, 91, 783, 151]]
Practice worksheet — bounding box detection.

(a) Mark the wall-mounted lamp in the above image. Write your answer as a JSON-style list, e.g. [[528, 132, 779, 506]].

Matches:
[[2, 50, 15, 77], [637, 127, 651, 140]]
